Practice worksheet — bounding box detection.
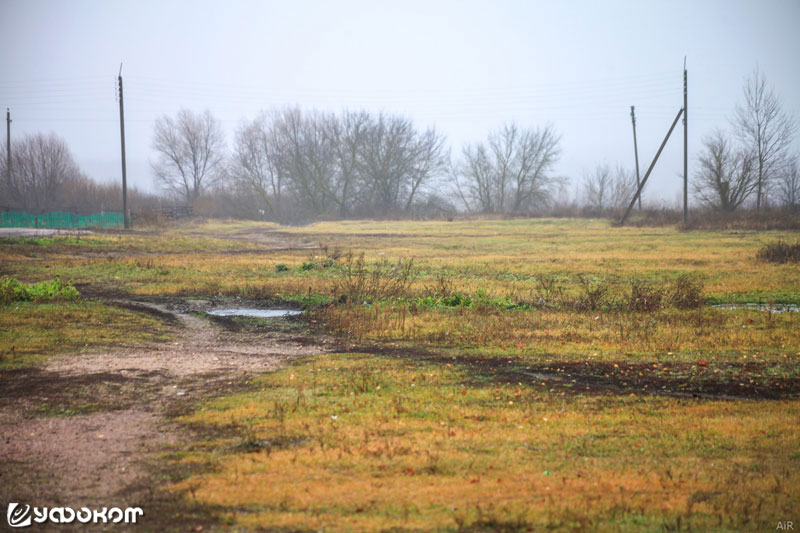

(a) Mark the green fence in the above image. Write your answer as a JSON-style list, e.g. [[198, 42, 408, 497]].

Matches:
[[0, 211, 124, 229]]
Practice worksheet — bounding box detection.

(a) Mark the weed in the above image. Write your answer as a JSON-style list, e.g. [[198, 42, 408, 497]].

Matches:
[[756, 240, 800, 263], [0, 276, 79, 305], [668, 274, 705, 309], [626, 279, 664, 312], [333, 251, 414, 303], [534, 274, 566, 308], [425, 272, 455, 298], [575, 274, 611, 311]]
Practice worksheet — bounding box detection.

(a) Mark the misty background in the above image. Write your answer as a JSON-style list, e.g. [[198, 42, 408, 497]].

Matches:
[[1, 0, 799, 209]]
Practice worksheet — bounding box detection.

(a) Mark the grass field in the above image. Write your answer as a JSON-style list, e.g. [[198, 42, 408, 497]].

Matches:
[[1, 218, 798, 530]]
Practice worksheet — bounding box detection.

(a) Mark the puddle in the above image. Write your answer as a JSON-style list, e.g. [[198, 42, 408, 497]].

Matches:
[[207, 308, 303, 318], [711, 303, 798, 313]]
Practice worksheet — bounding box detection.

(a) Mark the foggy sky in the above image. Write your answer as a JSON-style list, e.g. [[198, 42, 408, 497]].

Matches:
[[1, 0, 799, 206]]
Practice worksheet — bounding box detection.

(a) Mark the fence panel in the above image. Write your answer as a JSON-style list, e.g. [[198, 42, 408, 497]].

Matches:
[[0, 211, 124, 229]]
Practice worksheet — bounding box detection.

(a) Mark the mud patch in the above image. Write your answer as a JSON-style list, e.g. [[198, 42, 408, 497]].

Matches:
[[369, 346, 800, 400], [208, 308, 302, 318], [711, 303, 799, 313]]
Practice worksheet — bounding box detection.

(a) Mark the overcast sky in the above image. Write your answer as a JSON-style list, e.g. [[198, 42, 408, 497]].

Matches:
[[1, 0, 799, 205]]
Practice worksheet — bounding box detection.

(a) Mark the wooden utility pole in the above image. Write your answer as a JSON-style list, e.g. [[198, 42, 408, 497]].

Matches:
[[620, 107, 684, 226], [6, 108, 11, 198], [118, 64, 129, 228], [630, 105, 642, 210], [683, 62, 688, 225]]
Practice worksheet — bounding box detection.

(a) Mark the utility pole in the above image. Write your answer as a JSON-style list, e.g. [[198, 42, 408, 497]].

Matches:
[[117, 64, 129, 228], [683, 60, 688, 225], [620, 107, 684, 226], [630, 106, 642, 210], [6, 108, 11, 200]]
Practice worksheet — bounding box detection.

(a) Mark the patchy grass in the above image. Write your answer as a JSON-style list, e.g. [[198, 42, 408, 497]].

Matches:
[[315, 304, 800, 361], [3, 219, 800, 304], [168, 353, 800, 531], [0, 301, 170, 369]]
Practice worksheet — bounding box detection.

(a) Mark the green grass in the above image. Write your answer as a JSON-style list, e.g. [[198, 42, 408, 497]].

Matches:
[[0, 300, 170, 369]]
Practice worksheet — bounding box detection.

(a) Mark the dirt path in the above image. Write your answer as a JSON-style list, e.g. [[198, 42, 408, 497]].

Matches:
[[0, 302, 331, 529]]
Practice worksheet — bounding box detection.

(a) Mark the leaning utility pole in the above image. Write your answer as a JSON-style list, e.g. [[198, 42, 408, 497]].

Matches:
[[683, 60, 688, 225], [630, 105, 642, 210], [6, 108, 11, 198], [117, 64, 129, 228], [620, 107, 684, 226]]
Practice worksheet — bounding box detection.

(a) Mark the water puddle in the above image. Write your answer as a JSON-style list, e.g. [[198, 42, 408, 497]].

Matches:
[[207, 308, 303, 318], [711, 303, 798, 313]]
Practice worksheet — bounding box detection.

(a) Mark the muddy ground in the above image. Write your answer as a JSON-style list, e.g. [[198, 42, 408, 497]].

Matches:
[[0, 300, 336, 531]]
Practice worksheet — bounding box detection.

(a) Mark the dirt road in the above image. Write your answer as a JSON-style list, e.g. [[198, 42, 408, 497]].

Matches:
[[0, 301, 331, 530]]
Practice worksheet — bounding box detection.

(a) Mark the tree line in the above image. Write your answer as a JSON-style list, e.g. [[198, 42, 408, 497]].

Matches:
[[149, 108, 567, 222], [2, 67, 797, 220]]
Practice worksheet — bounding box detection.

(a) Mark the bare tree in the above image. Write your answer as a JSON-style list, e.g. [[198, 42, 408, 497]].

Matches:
[[3, 133, 82, 210], [325, 110, 371, 217], [229, 112, 284, 218], [354, 113, 447, 215], [151, 109, 226, 206], [733, 68, 796, 209], [358, 114, 416, 214], [274, 107, 337, 216], [583, 164, 613, 211], [404, 127, 448, 212], [693, 130, 756, 212], [453, 123, 561, 213], [226, 108, 446, 219], [777, 156, 800, 210], [583, 164, 637, 211]]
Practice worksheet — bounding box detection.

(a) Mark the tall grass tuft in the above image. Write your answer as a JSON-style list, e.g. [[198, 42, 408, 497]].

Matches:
[[332, 251, 415, 303], [756, 240, 800, 264]]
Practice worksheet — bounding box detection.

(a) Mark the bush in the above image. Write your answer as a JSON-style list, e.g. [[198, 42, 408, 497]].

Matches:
[[274, 263, 289, 272], [668, 274, 705, 309], [534, 275, 566, 308], [0, 276, 80, 305], [0, 277, 30, 305], [756, 240, 800, 264], [626, 279, 664, 312], [333, 251, 415, 303], [575, 274, 610, 311]]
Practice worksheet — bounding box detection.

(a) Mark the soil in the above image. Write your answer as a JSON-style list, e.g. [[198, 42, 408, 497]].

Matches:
[[0, 301, 335, 531]]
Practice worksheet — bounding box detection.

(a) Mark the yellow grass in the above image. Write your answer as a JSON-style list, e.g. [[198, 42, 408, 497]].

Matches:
[[170, 353, 800, 531]]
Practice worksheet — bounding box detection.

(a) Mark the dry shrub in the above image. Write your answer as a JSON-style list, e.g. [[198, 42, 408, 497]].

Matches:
[[575, 274, 610, 311], [668, 274, 705, 309], [626, 280, 664, 312], [756, 240, 800, 263], [333, 251, 414, 303], [534, 275, 566, 308]]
